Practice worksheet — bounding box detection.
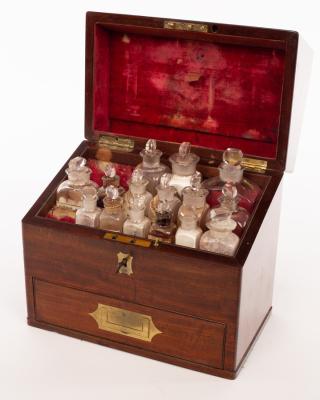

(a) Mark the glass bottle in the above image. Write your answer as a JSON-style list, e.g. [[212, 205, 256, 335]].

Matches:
[[100, 186, 125, 232], [97, 163, 125, 207], [148, 201, 177, 244], [75, 187, 101, 228], [200, 213, 239, 256], [175, 205, 202, 249], [148, 173, 181, 223], [135, 139, 170, 195], [57, 156, 98, 210], [123, 169, 153, 216], [180, 172, 209, 229], [169, 142, 200, 196], [206, 183, 249, 235], [202, 148, 261, 212], [123, 195, 151, 238]]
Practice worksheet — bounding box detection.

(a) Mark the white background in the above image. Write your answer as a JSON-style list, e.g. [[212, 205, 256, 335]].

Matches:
[[0, 1, 319, 399]]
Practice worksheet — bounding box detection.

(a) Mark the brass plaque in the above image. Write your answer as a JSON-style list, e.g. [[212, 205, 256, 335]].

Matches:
[[164, 20, 208, 33], [89, 304, 162, 342]]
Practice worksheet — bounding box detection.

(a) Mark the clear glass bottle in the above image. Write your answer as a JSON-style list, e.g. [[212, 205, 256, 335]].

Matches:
[[148, 201, 177, 244], [57, 156, 98, 210], [75, 187, 101, 228], [123, 169, 153, 216], [97, 163, 125, 207], [200, 213, 239, 256], [148, 173, 181, 223], [206, 183, 249, 235], [123, 195, 151, 238], [202, 148, 261, 212], [100, 186, 125, 232], [169, 142, 200, 196], [175, 205, 202, 249], [180, 172, 209, 229], [135, 139, 170, 195]]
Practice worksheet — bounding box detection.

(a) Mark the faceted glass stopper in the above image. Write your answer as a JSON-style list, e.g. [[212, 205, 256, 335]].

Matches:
[[190, 171, 202, 190], [68, 156, 87, 170], [222, 184, 238, 199], [105, 185, 120, 200], [178, 142, 191, 160], [131, 169, 145, 184], [104, 163, 116, 178], [223, 148, 243, 166], [160, 173, 173, 188], [145, 139, 157, 154]]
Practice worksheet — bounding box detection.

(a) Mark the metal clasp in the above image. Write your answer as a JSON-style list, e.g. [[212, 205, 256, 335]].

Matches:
[[117, 252, 133, 276]]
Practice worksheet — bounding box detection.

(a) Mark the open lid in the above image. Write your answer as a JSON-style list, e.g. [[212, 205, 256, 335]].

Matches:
[[85, 12, 299, 172]]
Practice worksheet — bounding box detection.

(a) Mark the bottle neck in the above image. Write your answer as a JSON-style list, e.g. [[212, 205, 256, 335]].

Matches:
[[128, 208, 145, 223], [180, 219, 198, 230], [209, 229, 230, 238], [130, 182, 147, 195], [102, 175, 119, 188], [83, 197, 97, 212], [142, 153, 161, 168]]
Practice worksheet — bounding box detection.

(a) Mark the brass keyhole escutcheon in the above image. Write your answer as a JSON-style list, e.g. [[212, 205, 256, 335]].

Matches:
[[117, 252, 133, 276]]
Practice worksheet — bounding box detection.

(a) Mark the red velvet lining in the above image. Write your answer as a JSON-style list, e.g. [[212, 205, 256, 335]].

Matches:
[[93, 26, 285, 159]]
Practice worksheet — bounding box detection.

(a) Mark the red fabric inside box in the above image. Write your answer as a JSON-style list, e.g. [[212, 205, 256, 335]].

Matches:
[[93, 25, 285, 159]]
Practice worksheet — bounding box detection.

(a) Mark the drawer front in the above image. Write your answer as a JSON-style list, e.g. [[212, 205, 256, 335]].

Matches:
[[34, 279, 226, 369], [24, 225, 240, 322]]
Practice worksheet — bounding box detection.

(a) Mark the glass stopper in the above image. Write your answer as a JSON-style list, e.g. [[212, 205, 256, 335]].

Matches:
[[223, 148, 243, 166], [105, 185, 120, 200], [178, 142, 191, 160], [190, 171, 202, 190], [159, 173, 172, 188], [68, 156, 87, 170], [104, 163, 116, 178], [145, 139, 157, 154]]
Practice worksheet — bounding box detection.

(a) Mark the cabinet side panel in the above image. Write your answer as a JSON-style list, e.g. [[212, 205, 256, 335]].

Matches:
[[236, 180, 283, 367]]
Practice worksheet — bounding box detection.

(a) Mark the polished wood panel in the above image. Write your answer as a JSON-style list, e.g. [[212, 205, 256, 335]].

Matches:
[[34, 279, 226, 369]]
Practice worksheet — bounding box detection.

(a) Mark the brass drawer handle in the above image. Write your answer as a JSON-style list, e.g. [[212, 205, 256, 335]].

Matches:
[[117, 252, 133, 276], [89, 304, 162, 342]]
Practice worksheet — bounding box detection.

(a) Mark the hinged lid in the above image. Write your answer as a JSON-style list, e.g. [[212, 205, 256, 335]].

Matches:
[[85, 12, 299, 172]]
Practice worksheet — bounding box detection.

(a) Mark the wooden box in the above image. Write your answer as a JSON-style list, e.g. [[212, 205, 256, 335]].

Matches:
[[22, 12, 300, 379]]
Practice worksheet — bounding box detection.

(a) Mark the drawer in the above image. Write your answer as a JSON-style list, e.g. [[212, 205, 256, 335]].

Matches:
[[34, 279, 226, 369], [24, 225, 240, 322]]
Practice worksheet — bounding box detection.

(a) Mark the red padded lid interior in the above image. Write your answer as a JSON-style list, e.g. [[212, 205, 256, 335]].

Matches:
[[90, 21, 291, 160]]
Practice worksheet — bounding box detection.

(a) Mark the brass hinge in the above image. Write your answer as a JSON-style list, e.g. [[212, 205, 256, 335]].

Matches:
[[98, 135, 135, 152], [241, 157, 268, 173], [164, 20, 208, 33]]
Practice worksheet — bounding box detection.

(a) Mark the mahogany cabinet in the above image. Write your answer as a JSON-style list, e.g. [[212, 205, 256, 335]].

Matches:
[[22, 12, 301, 379]]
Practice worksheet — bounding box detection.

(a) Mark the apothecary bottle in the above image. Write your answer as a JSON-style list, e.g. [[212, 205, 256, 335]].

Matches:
[[123, 169, 153, 216], [175, 205, 202, 249], [180, 172, 208, 229], [135, 139, 170, 195], [56, 157, 98, 210], [100, 186, 125, 232], [199, 213, 239, 256], [123, 195, 151, 238], [148, 201, 176, 244], [97, 163, 124, 207], [202, 148, 261, 212], [148, 173, 181, 223], [75, 187, 101, 228], [169, 142, 200, 196]]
